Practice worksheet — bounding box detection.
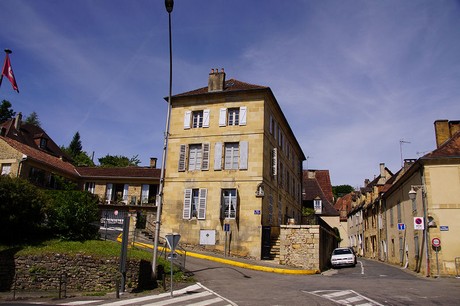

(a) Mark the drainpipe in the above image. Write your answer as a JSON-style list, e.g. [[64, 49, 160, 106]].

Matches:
[[17, 154, 27, 177]]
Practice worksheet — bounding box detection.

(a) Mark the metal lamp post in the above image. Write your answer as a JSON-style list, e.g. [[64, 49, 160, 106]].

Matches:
[[409, 185, 430, 277], [152, 0, 174, 279]]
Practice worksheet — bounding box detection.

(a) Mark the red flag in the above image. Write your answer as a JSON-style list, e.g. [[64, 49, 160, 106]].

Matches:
[[1, 53, 19, 93]]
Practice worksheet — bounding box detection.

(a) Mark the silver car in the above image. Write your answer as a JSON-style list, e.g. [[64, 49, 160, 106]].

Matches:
[[330, 247, 356, 268]]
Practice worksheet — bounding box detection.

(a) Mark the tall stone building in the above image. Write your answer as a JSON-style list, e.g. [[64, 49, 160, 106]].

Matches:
[[160, 69, 305, 259]]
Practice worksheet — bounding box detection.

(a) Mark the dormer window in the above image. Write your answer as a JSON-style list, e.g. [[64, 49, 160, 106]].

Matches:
[[39, 138, 47, 149], [314, 197, 322, 214]]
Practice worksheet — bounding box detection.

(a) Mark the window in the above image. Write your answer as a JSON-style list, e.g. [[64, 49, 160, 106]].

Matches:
[[105, 183, 128, 204], [183, 188, 207, 219], [39, 138, 47, 149], [85, 182, 95, 194], [188, 144, 203, 170], [228, 108, 239, 126], [141, 184, 158, 204], [214, 141, 248, 170], [397, 201, 402, 223], [221, 189, 237, 219], [219, 106, 246, 126], [178, 143, 210, 171], [184, 110, 209, 129], [1, 163, 11, 175], [224, 143, 239, 169], [314, 198, 322, 214]]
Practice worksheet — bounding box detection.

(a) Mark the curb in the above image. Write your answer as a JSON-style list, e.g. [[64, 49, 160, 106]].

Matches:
[[119, 235, 319, 275]]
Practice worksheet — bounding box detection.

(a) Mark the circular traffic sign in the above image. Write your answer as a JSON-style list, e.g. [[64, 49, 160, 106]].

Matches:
[[432, 237, 441, 247], [415, 217, 423, 224]]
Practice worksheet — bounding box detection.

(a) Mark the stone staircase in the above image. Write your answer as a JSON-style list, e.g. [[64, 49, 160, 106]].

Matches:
[[269, 237, 281, 261]]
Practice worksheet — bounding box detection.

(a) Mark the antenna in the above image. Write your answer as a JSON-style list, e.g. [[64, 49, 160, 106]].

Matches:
[[400, 139, 411, 168]]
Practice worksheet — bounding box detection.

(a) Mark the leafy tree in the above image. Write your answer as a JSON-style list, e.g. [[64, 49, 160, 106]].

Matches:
[[24, 111, 41, 127], [0, 176, 48, 244], [98, 154, 141, 167], [0, 100, 15, 123], [332, 185, 355, 200], [45, 190, 100, 241]]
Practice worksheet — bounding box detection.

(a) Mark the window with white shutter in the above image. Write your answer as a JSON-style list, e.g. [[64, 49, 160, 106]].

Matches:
[[239, 141, 248, 170], [184, 111, 191, 129], [214, 142, 222, 170], [239, 106, 247, 125], [228, 108, 239, 126], [188, 144, 202, 171], [183, 189, 192, 219], [198, 188, 207, 219], [224, 142, 239, 170], [219, 108, 227, 126], [203, 109, 210, 127], [183, 188, 207, 219], [221, 189, 237, 219], [178, 144, 186, 171], [202, 143, 210, 170]]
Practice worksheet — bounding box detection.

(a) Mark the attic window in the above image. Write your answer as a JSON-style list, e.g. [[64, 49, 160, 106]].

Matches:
[[39, 138, 47, 149], [314, 197, 322, 214]]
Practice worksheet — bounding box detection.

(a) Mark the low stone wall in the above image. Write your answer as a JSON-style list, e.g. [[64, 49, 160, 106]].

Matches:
[[0, 251, 152, 292], [279, 224, 337, 271]]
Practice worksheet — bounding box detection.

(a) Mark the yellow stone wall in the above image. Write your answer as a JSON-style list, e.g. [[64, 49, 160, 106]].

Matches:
[[161, 91, 304, 258]]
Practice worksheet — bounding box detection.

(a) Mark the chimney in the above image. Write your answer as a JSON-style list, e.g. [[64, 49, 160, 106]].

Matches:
[[150, 157, 157, 168], [379, 163, 386, 184], [208, 68, 226, 92], [404, 159, 416, 170], [434, 120, 460, 148], [14, 112, 22, 130], [449, 120, 460, 137]]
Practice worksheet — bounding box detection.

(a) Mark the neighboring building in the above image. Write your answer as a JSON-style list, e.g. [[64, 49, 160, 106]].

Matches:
[[0, 114, 160, 220], [301, 169, 342, 244], [383, 120, 460, 277], [160, 69, 306, 259]]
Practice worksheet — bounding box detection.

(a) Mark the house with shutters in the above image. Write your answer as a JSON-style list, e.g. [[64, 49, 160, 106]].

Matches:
[[160, 69, 306, 259]]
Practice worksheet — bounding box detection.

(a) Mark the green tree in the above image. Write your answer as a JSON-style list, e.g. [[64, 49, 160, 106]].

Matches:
[[0, 176, 48, 244], [332, 185, 355, 200], [98, 154, 141, 167], [45, 190, 100, 241], [24, 111, 41, 127], [0, 100, 15, 123], [61, 132, 95, 167]]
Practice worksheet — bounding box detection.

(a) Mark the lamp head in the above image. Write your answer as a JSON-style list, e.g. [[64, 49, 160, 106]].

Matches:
[[165, 0, 174, 13], [408, 187, 417, 200]]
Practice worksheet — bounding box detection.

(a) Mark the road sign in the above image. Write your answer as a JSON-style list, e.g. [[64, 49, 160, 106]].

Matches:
[[414, 217, 424, 230], [224, 224, 230, 232], [165, 233, 181, 252], [397, 223, 405, 231], [432, 237, 441, 248], [440, 225, 449, 231]]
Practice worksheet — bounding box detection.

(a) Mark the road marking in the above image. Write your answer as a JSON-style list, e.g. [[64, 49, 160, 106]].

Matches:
[[307, 289, 384, 306]]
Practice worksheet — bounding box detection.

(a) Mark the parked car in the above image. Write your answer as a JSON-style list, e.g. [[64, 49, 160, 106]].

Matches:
[[330, 247, 356, 268]]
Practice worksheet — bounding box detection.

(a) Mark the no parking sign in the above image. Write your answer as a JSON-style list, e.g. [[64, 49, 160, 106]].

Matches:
[[414, 217, 424, 230]]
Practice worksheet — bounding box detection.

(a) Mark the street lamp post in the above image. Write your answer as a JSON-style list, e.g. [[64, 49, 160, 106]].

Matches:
[[152, 0, 174, 280], [409, 185, 430, 277]]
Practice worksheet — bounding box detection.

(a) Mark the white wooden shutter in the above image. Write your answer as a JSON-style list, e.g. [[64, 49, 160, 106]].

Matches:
[[198, 188, 207, 219], [123, 184, 129, 202], [184, 111, 191, 129], [183, 189, 192, 219], [214, 142, 222, 170], [202, 143, 210, 170], [105, 183, 113, 203], [239, 106, 247, 126], [272, 148, 277, 176], [178, 144, 187, 171], [219, 108, 227, 126], [239, 141, 248, 170], [203, 109, 210, 128]]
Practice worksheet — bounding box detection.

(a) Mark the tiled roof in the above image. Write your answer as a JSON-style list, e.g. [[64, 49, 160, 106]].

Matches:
[[1, 136, 78, 177], [423, 130, 460, 159], [173, 78, 268, 97], [302, 170, 339, 216], [76, 166, 160, 178]]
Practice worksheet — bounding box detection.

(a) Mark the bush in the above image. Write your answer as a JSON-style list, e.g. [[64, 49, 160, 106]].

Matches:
[[45, 190, 100, 241], [0, 176, 48, 244]]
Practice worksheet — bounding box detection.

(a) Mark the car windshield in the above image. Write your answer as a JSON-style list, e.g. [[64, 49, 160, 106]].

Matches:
[[333, 249, 352, 255]]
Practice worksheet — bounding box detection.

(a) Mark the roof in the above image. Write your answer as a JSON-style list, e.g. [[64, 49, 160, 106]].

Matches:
[[173, 78, 268, 98], [423, 130, 460, 159], [76, 166, 160, 179]]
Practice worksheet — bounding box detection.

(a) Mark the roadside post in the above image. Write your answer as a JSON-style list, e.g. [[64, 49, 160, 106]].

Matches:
[[224, 223, 230, 257], [165, 233, 181, 298], [119, 213, 130, 293], [432, 237, 441, 277]]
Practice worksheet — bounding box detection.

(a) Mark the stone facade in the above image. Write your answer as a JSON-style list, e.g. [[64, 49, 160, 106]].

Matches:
[[161, 71, 305, 259]]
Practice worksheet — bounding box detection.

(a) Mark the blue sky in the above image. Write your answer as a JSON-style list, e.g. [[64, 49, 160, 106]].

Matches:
[[1, 0, 460, 188]]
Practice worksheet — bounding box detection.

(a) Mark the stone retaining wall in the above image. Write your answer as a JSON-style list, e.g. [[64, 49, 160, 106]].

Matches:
[[0, 251, 151, 292]]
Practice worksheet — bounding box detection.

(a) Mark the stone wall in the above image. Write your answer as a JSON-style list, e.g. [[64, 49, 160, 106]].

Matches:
[[279, 224, 337, 271], [0, 251, 152, 292]]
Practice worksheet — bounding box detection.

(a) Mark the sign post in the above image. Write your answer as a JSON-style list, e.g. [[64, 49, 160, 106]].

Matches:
[[432, 237, 441, 277], [165, 233, 181, 298], [224, 224, 230, 257]]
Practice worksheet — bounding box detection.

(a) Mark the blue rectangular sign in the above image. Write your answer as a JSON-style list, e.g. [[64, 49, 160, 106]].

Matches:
[[397, 223, 405, 231], [224, 224, 230, 232], [440, 226, 449, 231]]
